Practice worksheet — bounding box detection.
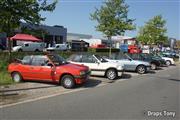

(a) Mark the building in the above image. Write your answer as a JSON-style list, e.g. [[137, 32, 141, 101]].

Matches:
[[21, 23, 67, 47], [67, 33, 92, 42], [111, 36, 136, 48]]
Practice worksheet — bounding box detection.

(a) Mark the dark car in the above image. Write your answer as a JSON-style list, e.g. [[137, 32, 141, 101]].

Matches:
[[0, 44, 5, 51], [148, 53, 167, 66], [127, 53, 162, 70]]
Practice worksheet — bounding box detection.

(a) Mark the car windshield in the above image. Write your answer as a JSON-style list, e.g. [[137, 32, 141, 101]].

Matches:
[[94, 55, 108, 63], [113, 53, 132, 60], [48, 54, 68, 65]]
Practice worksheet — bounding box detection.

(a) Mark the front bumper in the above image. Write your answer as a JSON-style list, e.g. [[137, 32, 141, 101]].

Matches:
[[117, 69, 124, 77], [146, 65, 151, 71], [74, 71, 91, 84]]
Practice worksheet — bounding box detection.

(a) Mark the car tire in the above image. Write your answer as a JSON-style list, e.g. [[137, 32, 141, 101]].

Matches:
[[151, 63, 157, 70], [136, 65, 146, 74], [106, 69, 117, 80], [18, 49, 23, 52], [12, 72, 23, 82], [61, 75, 75, 89], [166, 60, 171, 66], [35, 49, 39, 52]]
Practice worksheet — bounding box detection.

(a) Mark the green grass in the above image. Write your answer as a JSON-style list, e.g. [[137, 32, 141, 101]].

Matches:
[[0, 71, 13, 85]]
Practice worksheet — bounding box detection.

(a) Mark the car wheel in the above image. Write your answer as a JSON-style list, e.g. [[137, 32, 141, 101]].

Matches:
[[61, 75, 75, 89], [35, 49, 39, 52], [18, 49, 23, 52], [166, 60, 171, 66], [12, 72, 23, 82], [106, 69, 117, 80], [136, 65, 146, 74], [151, 63, 157, 70]]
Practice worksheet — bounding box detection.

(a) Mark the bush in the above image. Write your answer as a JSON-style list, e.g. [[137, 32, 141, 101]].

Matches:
[[88, 48, 120, 53]]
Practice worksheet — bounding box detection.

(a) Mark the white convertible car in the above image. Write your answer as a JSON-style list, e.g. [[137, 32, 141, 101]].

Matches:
[[68, 54, 124, 80]]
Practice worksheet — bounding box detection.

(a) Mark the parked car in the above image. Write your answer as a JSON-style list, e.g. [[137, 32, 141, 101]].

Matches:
[[105, 53, 151, 74], [162, 52, 179, 59], [12, 42, 44, 52], [8, 54, 90, 88], [149, 54, 167, 67], [46, 44, 68, 51], [67, 54, 124, 80], [128, 53, 161, 70], [152, 54, 175, 66], [0, 44, 5, 51]]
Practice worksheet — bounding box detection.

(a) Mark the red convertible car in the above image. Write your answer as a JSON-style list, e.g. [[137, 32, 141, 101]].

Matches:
[[8, 54, 90, 88]]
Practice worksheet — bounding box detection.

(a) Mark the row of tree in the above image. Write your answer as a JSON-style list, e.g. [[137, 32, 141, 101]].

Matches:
[[0, 0, 169, 58], [90, 0, 168, 54]]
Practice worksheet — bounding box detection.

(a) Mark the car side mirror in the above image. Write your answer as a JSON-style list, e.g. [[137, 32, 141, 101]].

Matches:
[[128, 58, 132, 61]]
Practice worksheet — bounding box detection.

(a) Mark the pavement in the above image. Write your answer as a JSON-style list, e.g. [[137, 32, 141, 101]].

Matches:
[[0, 71, 138, 106], [0, 63, 179, 120]]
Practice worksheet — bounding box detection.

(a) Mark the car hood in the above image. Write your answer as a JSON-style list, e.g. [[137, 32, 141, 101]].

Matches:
[[56, 63, 89, 72], [47, 47, 55, 50], [12, 46, 21, 50]]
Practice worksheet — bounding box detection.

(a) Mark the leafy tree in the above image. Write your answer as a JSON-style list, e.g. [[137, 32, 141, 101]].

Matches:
[[90, 0, 135, 56], [0, 0, 58, 61], [137, 15, 168, 46]]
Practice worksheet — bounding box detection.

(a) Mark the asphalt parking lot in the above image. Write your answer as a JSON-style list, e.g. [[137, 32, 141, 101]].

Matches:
[[0, 64, 179, 108]]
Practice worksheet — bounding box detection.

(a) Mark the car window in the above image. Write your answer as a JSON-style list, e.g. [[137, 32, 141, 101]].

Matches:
[[82, 55, 97, 63], [130, 54, 139, 60], [48, 54, 67, 65], [94, 55, 108, 62], [31, 56, 49, 66], [24, 44, 29, 47], [22, 56, 31, 65], [68, 54, 82, 62]]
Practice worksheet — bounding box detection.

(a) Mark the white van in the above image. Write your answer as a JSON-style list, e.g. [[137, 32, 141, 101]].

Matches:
[[46, 44, 68, 51], [12, 42, 45, 52]]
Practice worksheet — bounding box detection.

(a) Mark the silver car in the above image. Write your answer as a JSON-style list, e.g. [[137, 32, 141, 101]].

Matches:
[[105, 53, 151, 74]]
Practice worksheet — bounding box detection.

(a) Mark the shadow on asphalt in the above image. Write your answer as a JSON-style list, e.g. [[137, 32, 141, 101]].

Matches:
[[121, 73, 132, 79], [156, 67, 164, 70], [78, 79, 102, 88], [148, 70, 156, 74], [167, 78, 180, 82]]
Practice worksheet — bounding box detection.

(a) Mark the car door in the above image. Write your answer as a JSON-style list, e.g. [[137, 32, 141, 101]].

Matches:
[[19, 56, 33, 79], [81, 55, 103, 76], [124, 54, 138, 70], [28, 56, 53, 81]]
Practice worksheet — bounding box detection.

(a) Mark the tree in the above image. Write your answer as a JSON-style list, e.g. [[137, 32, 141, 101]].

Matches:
[[90, 0, 135, 56], [0, 0, 58, 61], [137, 15, 168, 46]]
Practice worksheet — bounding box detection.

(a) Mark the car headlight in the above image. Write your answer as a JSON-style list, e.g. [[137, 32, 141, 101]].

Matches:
[[117, 65, 124, 70], [80, 71, 86, 76]]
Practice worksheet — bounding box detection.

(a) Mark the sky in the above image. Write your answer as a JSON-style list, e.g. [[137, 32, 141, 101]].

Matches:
[[41, 0, 180, 40]]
